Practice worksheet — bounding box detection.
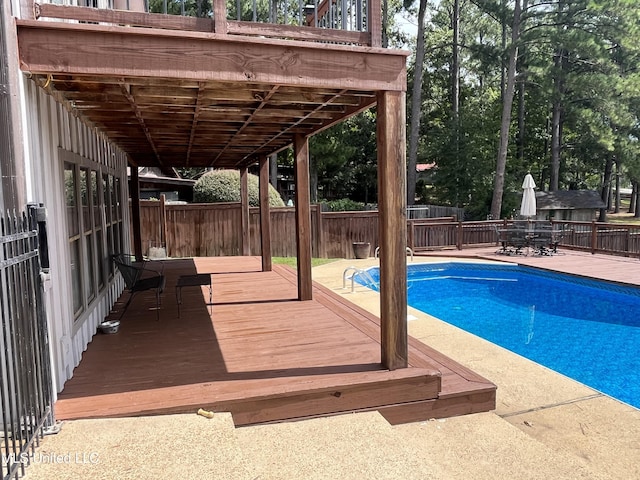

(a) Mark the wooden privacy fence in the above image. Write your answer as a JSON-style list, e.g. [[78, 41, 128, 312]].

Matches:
[[136, 200, 386, 259], [133, 200, 640, 259]]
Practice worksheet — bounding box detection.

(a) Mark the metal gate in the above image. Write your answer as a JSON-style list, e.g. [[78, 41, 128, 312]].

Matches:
[[0, 205, 54, 480]]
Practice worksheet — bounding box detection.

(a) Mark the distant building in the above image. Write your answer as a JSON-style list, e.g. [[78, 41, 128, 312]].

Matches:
[[535, 190, 606, 221], [129, 167, 196, 202]]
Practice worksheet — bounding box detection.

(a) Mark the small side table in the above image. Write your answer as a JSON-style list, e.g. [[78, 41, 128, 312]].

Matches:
[[175, 274, 213, 317]]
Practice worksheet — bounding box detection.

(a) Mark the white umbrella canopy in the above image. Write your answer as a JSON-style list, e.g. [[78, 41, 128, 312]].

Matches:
[[520, 173, 537, 217]]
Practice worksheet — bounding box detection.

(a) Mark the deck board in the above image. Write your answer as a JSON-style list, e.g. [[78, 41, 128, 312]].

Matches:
[[55, 257, 495, 425]]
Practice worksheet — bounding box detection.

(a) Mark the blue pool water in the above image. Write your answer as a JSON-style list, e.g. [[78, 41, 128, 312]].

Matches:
[[358, 262, 640, 409]]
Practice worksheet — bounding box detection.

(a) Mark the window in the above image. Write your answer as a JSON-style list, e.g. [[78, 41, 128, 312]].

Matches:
[[64, 163, 83, 316], [80, 168, 96, 302], [63, 153, 125, 320]]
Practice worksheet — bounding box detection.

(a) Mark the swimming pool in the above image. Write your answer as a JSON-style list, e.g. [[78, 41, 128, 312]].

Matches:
[[358, 262, 640, 409]]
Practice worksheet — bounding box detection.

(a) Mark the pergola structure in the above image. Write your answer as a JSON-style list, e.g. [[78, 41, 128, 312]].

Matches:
[[15, 1, 409, 369]]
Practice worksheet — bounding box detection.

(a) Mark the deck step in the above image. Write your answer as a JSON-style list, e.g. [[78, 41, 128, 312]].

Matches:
[[221, 367, 441, 426]]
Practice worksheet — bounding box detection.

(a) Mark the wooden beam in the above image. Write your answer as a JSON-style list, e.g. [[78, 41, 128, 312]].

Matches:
[[129, 166, 143, 262], [15, 20, 408, 92], [240, 167, 251, 256], [35, 3, 214, 32], [294, 134, 313, 301], [259, 157, 272, 271], [227, 21, 370, 46], [120, 81, 164, 166], [185, 82, 204, 166], [376, 90, 408, 370]]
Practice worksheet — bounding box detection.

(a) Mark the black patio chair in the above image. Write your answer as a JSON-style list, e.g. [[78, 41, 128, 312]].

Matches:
[[112, 254, 166, 321]]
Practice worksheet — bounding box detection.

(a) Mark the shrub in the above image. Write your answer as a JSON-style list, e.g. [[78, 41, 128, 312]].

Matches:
[[193, 169, 285, 207], [324, 198, 366, 212]]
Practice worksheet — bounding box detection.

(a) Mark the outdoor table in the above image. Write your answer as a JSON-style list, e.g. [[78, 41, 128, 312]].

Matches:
[[497, 228, 562, 256], [175, 273, 213, 317]]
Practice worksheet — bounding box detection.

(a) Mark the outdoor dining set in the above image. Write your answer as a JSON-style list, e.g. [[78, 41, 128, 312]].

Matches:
[[494, 173, 563, 256], [495, 222, 563, 256]]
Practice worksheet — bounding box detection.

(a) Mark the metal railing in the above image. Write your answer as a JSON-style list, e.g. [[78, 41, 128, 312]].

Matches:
[[406, 218, 640, 258], [1, 206, 54, 480], [342, 266, 376, 292]]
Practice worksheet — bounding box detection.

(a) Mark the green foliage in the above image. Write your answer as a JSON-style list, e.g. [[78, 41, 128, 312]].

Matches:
[[400, 0, 640, 219], [323, 199, 366, 212], [148, 0, 211, 17], [193, 169, 285, 207], [309, 110, 378, 204]]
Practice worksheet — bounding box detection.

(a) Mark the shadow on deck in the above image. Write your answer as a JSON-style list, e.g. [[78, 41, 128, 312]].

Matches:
[[55, 257, 495, 426]]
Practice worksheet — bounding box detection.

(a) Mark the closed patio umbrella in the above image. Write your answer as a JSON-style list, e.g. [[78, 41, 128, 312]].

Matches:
[[520, 173, 537, 218]]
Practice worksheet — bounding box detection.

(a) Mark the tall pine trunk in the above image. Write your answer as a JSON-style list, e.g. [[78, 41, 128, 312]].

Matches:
[[407, 0, 428, 206], [516, 0, 528, 165], [490, 0, 521, 219], [452, 0, 461, 206], [550, 48, 566, 191], [599, 155, 614, 222], [550, 0, 567, 191]]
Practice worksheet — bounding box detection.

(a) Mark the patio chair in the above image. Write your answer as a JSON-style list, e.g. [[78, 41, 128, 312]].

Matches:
[[112, 254, 166, 321]]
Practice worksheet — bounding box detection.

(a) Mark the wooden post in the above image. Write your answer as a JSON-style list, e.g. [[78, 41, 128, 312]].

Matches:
[[591, 220, 597, 255], [377, 91, 408, 370], [369, 0, 382, 47], [407, 219, 415, 252], [314, 204, 324, 258], [457, 221, 463, 250], [159, 193, 167, 253], [129, 166, 143, 262], [213, 0, 227, 34], [294, 134, 313, 301], [240, 166, 251, 256], [259, 157, 272, 271]]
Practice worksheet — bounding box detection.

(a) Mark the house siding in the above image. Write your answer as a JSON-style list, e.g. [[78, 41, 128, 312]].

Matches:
[[20, 78, 129, 394]]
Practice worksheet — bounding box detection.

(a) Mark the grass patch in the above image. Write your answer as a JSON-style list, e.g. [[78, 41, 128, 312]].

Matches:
[[272, 257, 339, 268], [609, 216, 640, 225]]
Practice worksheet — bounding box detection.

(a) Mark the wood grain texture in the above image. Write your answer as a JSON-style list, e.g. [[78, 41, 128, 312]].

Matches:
[[259, 157, 272, 271], [54, 257, 495, 425], [369, 0, 382, 47], [129, 166, 143, 261], [36, 3, 215, 32], [16, 21, 407, 91], [240, 167, 250, 256], [15, 18, 406, 170], [377, 91, 408, 370], [294, 134, 313, 301], [36, 3, 373, 45]]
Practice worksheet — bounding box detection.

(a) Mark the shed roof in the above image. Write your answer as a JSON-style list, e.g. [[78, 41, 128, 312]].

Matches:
[[535, 190, 606, 210]]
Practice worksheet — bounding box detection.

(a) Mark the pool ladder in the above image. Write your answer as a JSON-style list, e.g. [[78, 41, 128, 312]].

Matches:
[[342, 267, 377, 293], [374, 246, 414, 261]]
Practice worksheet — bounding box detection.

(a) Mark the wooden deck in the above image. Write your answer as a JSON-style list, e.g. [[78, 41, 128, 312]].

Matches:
[[55, 257, 495, 426]]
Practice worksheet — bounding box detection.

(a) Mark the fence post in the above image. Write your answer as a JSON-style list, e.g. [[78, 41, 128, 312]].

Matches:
[[159, 193, 167, 254], [314, 204, 325, 258], [456, 221, 463, 250], [407, 219, 415, 251], [626, 225, 631, 256], [591, 220, 597, 254]]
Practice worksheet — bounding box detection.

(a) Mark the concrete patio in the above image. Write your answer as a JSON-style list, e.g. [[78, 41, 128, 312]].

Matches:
[[23, 252, 640, 480]]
